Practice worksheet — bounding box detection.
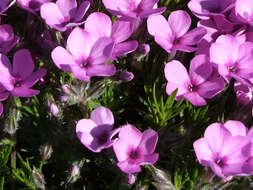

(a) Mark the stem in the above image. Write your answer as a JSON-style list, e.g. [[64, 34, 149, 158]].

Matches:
[[10, 134, 16, 169]]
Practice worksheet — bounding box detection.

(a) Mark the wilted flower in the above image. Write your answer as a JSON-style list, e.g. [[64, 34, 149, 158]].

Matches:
[[0, 49, 47, 97], [113, 124, 159, 174], [40, 0, 90, 31], [147, 11, 206, 53], [165, 55, 225, 106], [76, 106, 119, 152], [51, 27, 116, 81], [194, 121, 252, 179]]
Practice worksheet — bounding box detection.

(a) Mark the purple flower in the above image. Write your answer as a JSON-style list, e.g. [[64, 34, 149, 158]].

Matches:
[[0, 84, 9, 115], [102, 0, 166, 20], [0, 24, 19, 54], [40, 0, 90, 31], [194, 121, 251, 179], [17, 0, 51, 13], [210, 34, 253, 83], [0, 0, 16, 14], [0, 49, 47, 97], [84, 12, 138, 58], [188, 0, 235, 19], [234, 81, 253, 105], [235, 0, 253, 26], [147, 11, 206, 53], [76, 106, 119, 152], [113, 124, 159, 174], [165, 55, 225, 106], [51, 27, 116, 82]]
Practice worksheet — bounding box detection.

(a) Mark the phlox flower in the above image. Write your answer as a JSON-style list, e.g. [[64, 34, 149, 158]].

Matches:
[[40, 0, 90, 31], [0, 49, 47, 97], [147, 10, 206, 53], [188, 0, 235, 20], [235, 0, 253, 26], [51, 27, 116, 82], [76, 106, 119, 152], [164, 55, 225, 106], [17, 0, 51, 13], [0, 84, 9, 116], [194, 121, 251, 179], [210, 34, 253, 83], [113, 124, 159, 174], [0, 24, 19, 54], [102, 0, 166, 20], [84, 12, 138, 59], [234, 81, 253, 105]]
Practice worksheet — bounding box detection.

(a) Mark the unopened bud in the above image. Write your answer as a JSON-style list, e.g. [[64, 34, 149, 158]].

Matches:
[[126, 174, 136, 184], [50, 103, 59, 116], [32, 167, 46, 190], [39, 144, 53, 161], [119, 71, 134, 82], [138, 43, 150, 55]]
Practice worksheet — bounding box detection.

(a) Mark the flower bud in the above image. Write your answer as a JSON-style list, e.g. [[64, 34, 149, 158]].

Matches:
[[39, 144, 53, 161], [119, 71, 134, 82], [50, 103, 59, 116]]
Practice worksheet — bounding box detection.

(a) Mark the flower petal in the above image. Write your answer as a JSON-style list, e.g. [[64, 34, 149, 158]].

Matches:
[[193, 138, 213, 166], [86, 64, 116, 77], [22, 69, 47, 88], [91, 106, 114, 126], [184, 92, 207, 106], [0, 53, 13, 91], [117, 160, 141, 174], [11, 86, 40, 97], [112, 41, 138, 58], [56, 0, 77, 19], [72, 0, 90, 22], [147, 14, 171, 37], [180, 27, 207, 46], [13, 49, 34, 79], [224, 120, 248, 136], [168, 10, 191, 38]]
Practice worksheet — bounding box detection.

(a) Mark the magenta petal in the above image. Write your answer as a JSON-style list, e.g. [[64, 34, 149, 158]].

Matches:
[[88, 37, 114, 65], [224, 120, 248, 136], [113, 41, 138, 57], [22, 69, 47, 88], [86, 64, 116, 77], [168, 10, 191, 38], [102, 0, 130, 13], [197, 77, 225, 99], [204, 123, 232, 154], [139, 7, 166, 18], [154, 35, 173, 53], [164, 60, 189, 85], [189, 54, 212, 85], [166, 82, 187, 100], [67, 28, 95, 61], [91, 106, 114, 126], [0, 24, 14, 42], [40, 3, 65, 28], [184, 92, 207, 106], [0, 92, 9, 101], [71, 65, 90, 82], [138, 153, 159, 165], [11, 87, 40, 97], [111, 18, 134, 43], [209, 162, 225, 178], [72, 1, 90, 22], [137, 129, 158, 154], [56, 0, 77, 19], [138, 0, 158, 10], [147, 14, 171, 37], [51, 46, 76, 72], [180, 27, 207, 46], [0, 102, 3, 116], [85, 12, 112, 39], [193, 138, 213, 166], [13, 49, 34, 79], [0, 53, 13, 91], [117, 160, 141, 174]]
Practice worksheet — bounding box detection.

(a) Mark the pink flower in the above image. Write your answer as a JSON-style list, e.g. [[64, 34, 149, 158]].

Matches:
[[0, 24, 19, 54], [194, 121, 251, 179], [17, 0, 51, 13], [76, 106, 119, 152], [113, 124, 159, 174], [51, 27, 116, 82], [40, 0, 90, 31], [235, 0, 253, 26], [50, 103, 59, 116], [210, 34, 253, 83], [84, 12, 138, 59], [0, 49, 47, 97], [147, 11, 206, 53], [102, 0, 166, 20], [164, 55, 225, 106]]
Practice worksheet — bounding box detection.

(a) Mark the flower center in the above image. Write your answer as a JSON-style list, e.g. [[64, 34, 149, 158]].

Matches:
[[97, 132, 109, 145], [215, 158, 225, 168], [129, 150, 139, 159], [188, 84, 197, 92], [13, 76, 23, 87], [228, 65, 237, 73]]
